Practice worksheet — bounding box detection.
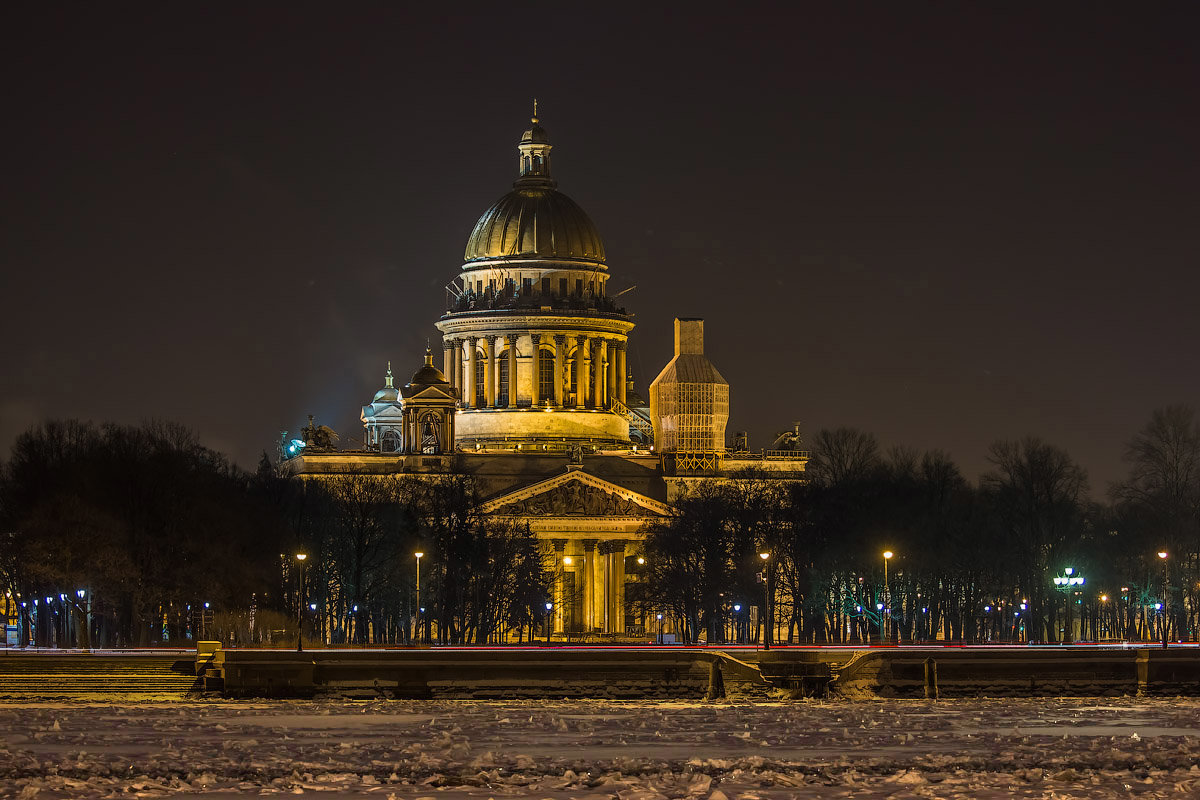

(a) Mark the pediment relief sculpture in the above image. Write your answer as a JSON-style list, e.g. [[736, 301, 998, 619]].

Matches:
[[493, 480, 655, 517]]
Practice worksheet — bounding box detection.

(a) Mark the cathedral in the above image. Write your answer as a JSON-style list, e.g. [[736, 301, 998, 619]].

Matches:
[[285, 110, 807, 637]]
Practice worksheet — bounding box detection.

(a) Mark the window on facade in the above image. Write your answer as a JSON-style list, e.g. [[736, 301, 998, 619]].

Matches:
[[539, 348, 555, 402], [575, 279, 583, 297], [505, 278, 515, 297], [559, 278, 568, 297], [522, 277, 533, 296], [541, 277, 550, 296], [588, 280, 595, 295], [381, 430, 400, 453], [498, 355, 510, 407], [475, 357, 486, 407]]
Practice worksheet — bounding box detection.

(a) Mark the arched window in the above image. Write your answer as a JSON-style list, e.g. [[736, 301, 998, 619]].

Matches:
[[419, 412, 440, 454], [381, 430, 399, 453], [498, 354, 510, 407], [539, 347, 555, 403], [475, 355, 486, 407]]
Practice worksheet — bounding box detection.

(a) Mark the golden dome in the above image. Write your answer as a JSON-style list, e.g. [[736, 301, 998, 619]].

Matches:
[[463, 111, 606, 265], [464, 187, 606, 264]]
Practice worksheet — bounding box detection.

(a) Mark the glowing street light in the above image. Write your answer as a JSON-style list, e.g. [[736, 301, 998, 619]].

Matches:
[[414, 552, 424, 645], [1052, 567, 1085, 644], [1158, 551, 1169, 649], [295, 553, 308, 652], [759, 551, 771, 650], [882, 550, 894, 643]]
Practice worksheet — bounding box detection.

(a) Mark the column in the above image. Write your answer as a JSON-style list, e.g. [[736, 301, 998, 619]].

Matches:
[[551, 539, 566, 634], [485, 336, 496, 408], [601, 543, 612, 633], [454, 341, 463, 399], [574, 335, 587, 408], [582, 539, 597, 632], [616, 342, 627, 406], [506, 334, 517, 408], [593, 339, 606, 410], [443, 341, 454, 389], [593, 545, 607, 631], [553, 335, 566, 407], [606, 340, 617, 409], [530, 334, 541, 407], [610, 540, 626, 633], [465, 337, 477, 409]]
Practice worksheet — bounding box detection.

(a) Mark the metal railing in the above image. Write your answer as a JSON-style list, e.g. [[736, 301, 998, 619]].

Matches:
[[610, 398, 654, 441]]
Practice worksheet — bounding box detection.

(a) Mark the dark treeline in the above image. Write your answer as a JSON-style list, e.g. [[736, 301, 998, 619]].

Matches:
[[634, 406, 1200, 646], [268, 470, 550, 646], [2, 407, 1197, 648], [0, 421, 549, 648], [0, 420, 285, 647]]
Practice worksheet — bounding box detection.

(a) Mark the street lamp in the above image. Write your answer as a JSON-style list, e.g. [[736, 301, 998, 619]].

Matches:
[[656, 612, 664, 645], [563, 555, 581, 644], [1158, 551, 1169, 649], [759, 551, 771, 650], [1052, 567, 1084, 644], [882, 550, 894, 643], [294, 553, 308, 652], [414, 552, 424, 645]]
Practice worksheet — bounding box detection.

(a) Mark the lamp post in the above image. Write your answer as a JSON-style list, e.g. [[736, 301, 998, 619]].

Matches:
[[563, 555, 584, 644], [545, 602, 553, 644], [414, 552, 424, 645], [1052, 567, 1084, 644], [294, 553, 308, 652], [759, 551, 771, 650], [1158, 551, 1169, 649], [882, 550, 894, 643], [656, 612, 664, 645]]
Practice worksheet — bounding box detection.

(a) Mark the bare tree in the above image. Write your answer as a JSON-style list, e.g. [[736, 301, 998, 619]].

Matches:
[[808, 428, 881, 488], [983, 437, 1089, 642], [1111, 405, 1200, 641]]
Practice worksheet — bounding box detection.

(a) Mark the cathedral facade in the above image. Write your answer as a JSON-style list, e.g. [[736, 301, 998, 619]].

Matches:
[[287, 111, 807, 637]]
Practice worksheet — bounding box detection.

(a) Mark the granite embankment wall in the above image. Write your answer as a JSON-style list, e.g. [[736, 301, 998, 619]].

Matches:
[[832, 647, 1200, 697], [213, 647, 728, 699], [212, 646, 1200, 699]]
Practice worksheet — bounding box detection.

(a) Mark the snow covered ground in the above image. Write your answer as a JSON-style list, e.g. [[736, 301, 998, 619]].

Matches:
[[2, 696, 1199, 798]]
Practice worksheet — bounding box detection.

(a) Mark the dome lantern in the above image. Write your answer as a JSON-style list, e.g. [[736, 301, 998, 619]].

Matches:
[[517, 98, 554, 187], [462, 107, 606, 265]]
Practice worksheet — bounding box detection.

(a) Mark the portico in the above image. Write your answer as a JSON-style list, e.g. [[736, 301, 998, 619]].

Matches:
[[481, 469, 669, 635]]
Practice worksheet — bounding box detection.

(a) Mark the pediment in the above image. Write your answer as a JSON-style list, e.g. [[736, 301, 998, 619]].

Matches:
[[481, 470, 670, 518], [402, 384, 457, 402]]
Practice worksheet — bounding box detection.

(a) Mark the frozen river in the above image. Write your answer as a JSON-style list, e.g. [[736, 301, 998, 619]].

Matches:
[[2, 696, 1199, 798]]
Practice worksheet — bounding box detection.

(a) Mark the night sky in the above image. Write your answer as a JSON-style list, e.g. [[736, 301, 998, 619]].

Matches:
[[3, 4, 1197, 494]]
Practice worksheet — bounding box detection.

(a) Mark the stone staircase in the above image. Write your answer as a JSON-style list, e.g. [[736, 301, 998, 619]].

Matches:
[[0, 652, 201, 698]]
